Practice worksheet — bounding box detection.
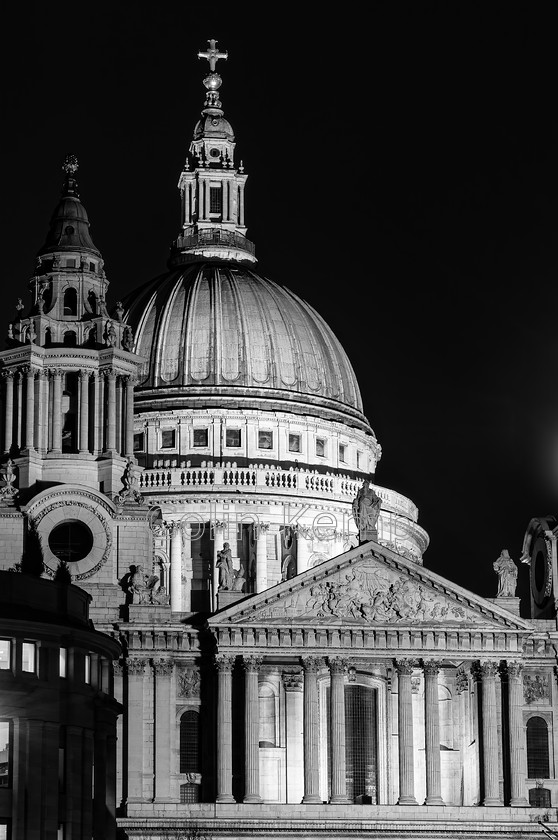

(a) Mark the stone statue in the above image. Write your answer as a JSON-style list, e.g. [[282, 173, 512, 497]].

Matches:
[[493, 549, 518, 597], [352, 480, 382, 543], [216, 542, 234, 590], [231, 563, 246, 592], [105, 320, 117, 347], [121, 324, 134, 351]]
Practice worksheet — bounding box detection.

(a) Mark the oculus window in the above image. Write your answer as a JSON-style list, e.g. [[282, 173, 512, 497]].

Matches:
[[161, 429, 176, 449], [225, 429, 241, 448], [193, 428, 209, 447], [288, 433, 301, 453], [258, 430, 273, 450], [49, 520, 93, 562], [316, 437, 326, 457]]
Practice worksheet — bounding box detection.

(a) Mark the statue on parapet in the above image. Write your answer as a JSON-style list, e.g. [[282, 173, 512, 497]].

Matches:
[[493, 549, 518, 597], [352, 479, 382, 544], [216, 542, 234, 590]]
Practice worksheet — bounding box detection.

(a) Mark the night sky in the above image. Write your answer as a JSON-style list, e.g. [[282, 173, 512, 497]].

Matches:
[[2, 4, 557, 609]]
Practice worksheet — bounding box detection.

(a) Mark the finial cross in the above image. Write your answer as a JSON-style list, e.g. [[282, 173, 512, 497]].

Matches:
[[198, 39, 228, 72]]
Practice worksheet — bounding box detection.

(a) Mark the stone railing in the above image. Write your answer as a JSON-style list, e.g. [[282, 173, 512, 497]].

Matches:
[[138, 464, 418, 521]]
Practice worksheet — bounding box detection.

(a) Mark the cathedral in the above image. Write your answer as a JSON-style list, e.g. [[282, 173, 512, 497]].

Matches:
[[0, 39, 558, 840]]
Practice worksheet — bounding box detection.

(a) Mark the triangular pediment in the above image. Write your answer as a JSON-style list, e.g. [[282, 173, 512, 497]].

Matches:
[[210, 540, 531, 631]]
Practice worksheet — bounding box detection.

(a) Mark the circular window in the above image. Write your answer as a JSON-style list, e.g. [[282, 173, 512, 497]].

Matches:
[[48, 520, 93, 562]]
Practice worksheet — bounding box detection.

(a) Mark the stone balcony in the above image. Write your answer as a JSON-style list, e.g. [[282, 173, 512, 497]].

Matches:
[[138, 464, 419, 522]]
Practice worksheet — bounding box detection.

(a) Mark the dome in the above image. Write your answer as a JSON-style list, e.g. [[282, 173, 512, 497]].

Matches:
[[123, 262, 370, 431]]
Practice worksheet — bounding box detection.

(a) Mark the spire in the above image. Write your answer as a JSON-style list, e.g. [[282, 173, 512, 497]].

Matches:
[[38, 155, 101, 258], [171, 40, 256, 266]]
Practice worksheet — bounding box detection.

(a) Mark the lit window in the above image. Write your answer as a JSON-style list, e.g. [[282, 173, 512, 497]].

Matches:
[[225, 429, 241, 447], [84, 654, 91, 685], [209, 186, 222, 214], [258, 431, 273, 450], [193, 428, 209, 447], [316, 437, 326, 457], [339, 444, 347, 462], [288, 433, 301, 453], [0, 640, 10, 670], [0, 721, 10, 788], [161, 429, 176, 449], [59, 648, 67, 678], [133, 433, 144, 452], [22, 642, 36, 673]]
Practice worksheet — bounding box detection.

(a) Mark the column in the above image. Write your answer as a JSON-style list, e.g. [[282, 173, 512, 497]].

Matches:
[[79, 370, 90, 453], [480, 661, 503, 806], [213, 522, 225, 611], [396, 659, 418, 805], [507, 662, 528, 806], [170, 523, 182, 613], [256, 523, 269, 593], [3, 370, 14, 453], [124, 375, 135, 457], [215, 654, 236, 803], [51, 370, 63, 453], [423, 660, 444, 805], [106, 370, 117, 452], [329, 657, 350, 803], [302, 656, 322, 803], [24, 366, 35, 450], [126, 658, 146, 802], [153, 658, 173, 802], [282, 668, 304, 803], [93, 372, 103, 454], [297, 526, 312, 574], [243, 655, 263, 803]]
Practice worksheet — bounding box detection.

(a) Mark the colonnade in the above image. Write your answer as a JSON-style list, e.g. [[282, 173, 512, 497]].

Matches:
[[212, 655, 529, 807], [1, 366, 135, 457]]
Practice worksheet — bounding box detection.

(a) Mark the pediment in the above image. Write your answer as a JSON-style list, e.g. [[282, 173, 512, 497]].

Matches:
[[211, 540, 531, 631]]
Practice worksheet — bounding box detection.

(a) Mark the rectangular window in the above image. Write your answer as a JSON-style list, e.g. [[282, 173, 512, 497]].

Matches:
[[0, 721, 10, 788], [0, 640, 10, 670], [84, 654, 91, 685], [22, 642, 36, 673], [288, 433, 301, 453], [339, 444, 347, 462], [59, 648, 67, 679], [316, 437, 326, 457], [161, 429, 176, 449], [193, 428, 209, 447], [133, 432, 145, 452], [209, 186, 222, 214], [258, 430, 273, 450], [225, 429, 241, 448]]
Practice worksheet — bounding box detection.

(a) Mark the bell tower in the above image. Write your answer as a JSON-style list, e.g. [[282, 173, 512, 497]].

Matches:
[[171, 39, 256, 266], [0, 156, 142, 497]]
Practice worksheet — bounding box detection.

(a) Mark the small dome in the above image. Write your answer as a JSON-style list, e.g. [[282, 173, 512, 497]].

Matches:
[[123, 262, 369, 429], [38, 178, 100, 257]]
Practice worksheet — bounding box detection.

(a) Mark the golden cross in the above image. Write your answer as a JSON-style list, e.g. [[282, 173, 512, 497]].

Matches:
[[198, 39, 228, 72]]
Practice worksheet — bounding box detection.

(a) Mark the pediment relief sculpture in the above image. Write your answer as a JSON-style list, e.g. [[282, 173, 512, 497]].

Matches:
[[229, 559, 482, 625]]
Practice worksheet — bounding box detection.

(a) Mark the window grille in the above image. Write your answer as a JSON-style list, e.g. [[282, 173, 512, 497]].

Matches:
[[180, 710, 200, 774], [527, 716, 550, 778]]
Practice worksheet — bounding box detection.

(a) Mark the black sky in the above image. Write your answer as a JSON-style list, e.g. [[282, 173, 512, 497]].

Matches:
[[1, 2, 557, 609]]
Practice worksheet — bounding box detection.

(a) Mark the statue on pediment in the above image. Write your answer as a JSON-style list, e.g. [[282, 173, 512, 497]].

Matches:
[[493, 549, 518, 597], [352, 480, 382, 543]]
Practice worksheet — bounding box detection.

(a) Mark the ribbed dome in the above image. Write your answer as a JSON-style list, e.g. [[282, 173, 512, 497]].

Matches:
[[123, 262, 366, 423]]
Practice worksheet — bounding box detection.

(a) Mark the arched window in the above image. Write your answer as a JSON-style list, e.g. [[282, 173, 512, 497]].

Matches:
[[63, 288, 78, 316], [179, 710, 200, 803], [259, 684, 276, 747], [527, 716, 550, 778]]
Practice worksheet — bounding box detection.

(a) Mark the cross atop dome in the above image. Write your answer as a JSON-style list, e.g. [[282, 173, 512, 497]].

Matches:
[[198, 39, 228, 72]]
